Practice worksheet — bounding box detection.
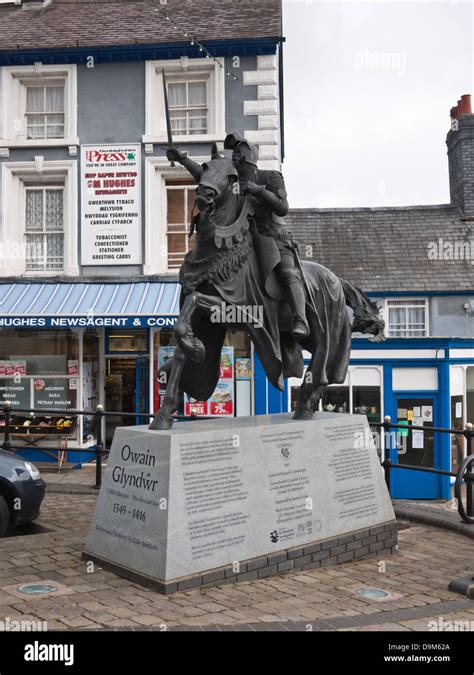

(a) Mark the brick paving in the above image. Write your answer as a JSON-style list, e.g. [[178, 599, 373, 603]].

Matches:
[[0, 492, 472, 631]]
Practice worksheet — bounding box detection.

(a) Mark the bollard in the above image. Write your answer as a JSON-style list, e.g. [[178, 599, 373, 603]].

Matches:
[[1, 400, 12, 452], [466, 423, 474, 519], [382, 415, 392, 494], [94, 404, 104, 489]]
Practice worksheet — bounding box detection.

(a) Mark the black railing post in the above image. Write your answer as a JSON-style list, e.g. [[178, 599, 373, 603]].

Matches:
[[1, 400, 12, 452], [382, 415, 392, 494], [94, 404, 104, 489], [465, 423, 474, 519]]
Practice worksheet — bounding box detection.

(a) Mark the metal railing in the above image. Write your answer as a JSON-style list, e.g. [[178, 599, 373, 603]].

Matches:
[[1, 402, 473, 523], [372, 416, 474, 524], [0, 401, 214, 489]]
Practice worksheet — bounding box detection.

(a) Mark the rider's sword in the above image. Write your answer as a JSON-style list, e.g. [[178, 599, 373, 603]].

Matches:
[[290, 234, 324, 334], [162, 70, 176, 167]]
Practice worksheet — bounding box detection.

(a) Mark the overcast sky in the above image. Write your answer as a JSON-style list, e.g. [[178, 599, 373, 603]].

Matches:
[[282, 1, 473, 208]]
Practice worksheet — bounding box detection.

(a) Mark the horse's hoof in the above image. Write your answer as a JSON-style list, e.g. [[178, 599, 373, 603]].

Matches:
[[149, 412, 174, 431], [178, 335, 206, 363], [292, 407, 314, 421]]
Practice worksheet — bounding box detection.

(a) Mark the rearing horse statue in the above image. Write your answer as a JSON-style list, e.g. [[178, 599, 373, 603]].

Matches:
[[150, 151, 384, 431]]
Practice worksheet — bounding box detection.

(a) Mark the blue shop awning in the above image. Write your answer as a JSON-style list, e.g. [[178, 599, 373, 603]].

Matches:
[[0, 282, 180, 329]]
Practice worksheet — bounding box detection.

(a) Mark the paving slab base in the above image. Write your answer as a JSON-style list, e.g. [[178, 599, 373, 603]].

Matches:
[[82, 520, 398, 594]]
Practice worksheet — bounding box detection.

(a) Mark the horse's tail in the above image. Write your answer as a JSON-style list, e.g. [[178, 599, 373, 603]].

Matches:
[[340, 278, 386, 343]]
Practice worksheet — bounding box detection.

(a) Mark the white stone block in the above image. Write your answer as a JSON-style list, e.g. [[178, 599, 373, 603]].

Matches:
[[258, 160, 280, 171], [258, 144, 280, 161], [259, 115, 279, 130], [258, 84, 278, 101], [245, 129, 279, 146], [243, 69, 278, 87], [257, 54, 278, 71], [244, 99, 279, 116]]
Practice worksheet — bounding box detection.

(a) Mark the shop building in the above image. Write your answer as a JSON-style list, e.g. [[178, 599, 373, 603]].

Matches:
[[0, 0, 284, 462], [287, 97, 474, 500]]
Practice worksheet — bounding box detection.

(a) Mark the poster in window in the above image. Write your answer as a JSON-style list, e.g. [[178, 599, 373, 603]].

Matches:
[[184, 397, 208, 417], [219, 347, 233, 379], [0, 380, 30, 409], [81, 144, 142, 265], [209, 382, 234, 416], [421, 406, 433, 423], [34, 378, 76, 411], [235, 357, 252, 380]]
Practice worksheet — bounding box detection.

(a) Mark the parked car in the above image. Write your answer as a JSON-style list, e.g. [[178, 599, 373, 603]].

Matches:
[[0, 450, 46, 536]]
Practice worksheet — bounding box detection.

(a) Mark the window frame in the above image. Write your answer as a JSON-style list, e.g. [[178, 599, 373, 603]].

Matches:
[[24, 185, 65, 273], [1, 160, 79, 277], [144, 155, 207, 275], [0, 64, 78, 148], [144, 57, 225, 144], [385, 298, 429, 338], [25, 82, 66, 140], [168, 78, 209, 137], [166, 182, 196, 270]]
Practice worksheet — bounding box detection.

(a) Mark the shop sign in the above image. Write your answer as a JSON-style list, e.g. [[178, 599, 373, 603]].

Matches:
[[81, 144, 142, 265], [33, 379, 76, 411], [0, 317, 177, 329], [0, 379, 30, 408]]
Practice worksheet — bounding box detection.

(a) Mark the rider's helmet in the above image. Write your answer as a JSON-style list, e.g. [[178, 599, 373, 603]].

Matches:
[[224, 132, 259, 167]]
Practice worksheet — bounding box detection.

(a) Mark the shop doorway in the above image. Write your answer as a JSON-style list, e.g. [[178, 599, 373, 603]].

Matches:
[[105, 357, 149, 444], [390, 394, 440, 499]]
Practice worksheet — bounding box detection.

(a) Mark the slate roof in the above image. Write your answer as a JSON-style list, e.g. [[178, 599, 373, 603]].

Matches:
[[287, 204, 474, 293], [0, 0, 282, 51]]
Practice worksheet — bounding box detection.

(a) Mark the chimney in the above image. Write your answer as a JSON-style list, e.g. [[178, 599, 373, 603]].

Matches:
[[447, 94, 474, 217]]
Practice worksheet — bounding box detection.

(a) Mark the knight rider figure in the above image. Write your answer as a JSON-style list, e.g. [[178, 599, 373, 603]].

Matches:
[[166, 132, 310, 340]]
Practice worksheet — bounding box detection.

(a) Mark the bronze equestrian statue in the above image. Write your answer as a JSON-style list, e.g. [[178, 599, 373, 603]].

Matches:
[[149, 137, 384, 431]]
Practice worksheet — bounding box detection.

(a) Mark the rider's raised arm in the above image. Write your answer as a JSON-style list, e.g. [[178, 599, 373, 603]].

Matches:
[[166, 149, 203, 182], [182, 157, 204, 182]]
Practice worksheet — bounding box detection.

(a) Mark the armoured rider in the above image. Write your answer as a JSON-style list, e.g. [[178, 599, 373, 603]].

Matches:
[[166, 133, 310, 340]]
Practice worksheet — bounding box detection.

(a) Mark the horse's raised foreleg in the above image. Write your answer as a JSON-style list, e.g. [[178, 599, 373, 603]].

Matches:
[[175, 292, 222, 361], [149, 346, 186, 430], [174, 294, 206, 363]]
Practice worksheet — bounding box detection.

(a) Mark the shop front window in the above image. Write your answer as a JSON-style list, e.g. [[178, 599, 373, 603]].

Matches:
[[321, 387, 349, 413], [0, 329, 78, 376], [107, 329, 148, 353], [352, 386, 381, 423], [0, 329, 79, 441]]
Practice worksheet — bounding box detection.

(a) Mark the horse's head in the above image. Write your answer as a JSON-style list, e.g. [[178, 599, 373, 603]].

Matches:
[[195, 146, 238, 213]]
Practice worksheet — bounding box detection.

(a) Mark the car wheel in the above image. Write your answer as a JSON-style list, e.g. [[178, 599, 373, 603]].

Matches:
[[0, 495, 9, 537]]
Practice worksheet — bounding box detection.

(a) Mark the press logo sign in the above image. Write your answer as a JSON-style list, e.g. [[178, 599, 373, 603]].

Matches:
[[85, 149, 133, 163]]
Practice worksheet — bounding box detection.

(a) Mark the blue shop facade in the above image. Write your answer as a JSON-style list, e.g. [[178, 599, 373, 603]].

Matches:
[[2, 280, 474, 502], [281, 336, 474, 501]]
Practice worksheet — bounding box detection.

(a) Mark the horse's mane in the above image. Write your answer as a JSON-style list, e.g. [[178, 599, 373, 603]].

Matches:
[[179, 228, 253, 295]]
